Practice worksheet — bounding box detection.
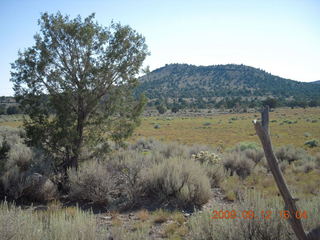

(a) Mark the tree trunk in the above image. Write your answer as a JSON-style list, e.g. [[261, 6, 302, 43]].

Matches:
[[253, 106, 320, 240]]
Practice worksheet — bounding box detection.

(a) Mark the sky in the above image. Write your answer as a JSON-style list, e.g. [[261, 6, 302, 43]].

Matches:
[[0, 0, 319, 96]]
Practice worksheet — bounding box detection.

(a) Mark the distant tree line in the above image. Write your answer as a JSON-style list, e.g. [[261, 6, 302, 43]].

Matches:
[[1, 95, 319, 115], [0, 104, 22, 115], [149, 96, 320, 114]]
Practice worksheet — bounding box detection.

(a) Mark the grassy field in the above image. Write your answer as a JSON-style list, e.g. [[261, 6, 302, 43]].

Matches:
[[132, 107, 320, 154], [1, 108, 319, 154]]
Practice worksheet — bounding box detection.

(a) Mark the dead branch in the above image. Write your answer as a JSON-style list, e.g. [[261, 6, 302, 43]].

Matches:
[[253, 106, 320, 240]]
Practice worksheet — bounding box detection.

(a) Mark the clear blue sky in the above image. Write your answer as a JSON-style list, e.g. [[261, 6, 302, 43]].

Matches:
[[1, 0, 319, 96]]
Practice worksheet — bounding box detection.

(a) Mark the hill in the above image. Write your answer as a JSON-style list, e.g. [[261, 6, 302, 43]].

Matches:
[[136, 64, 320, 100], [311, 80, 320, 84]]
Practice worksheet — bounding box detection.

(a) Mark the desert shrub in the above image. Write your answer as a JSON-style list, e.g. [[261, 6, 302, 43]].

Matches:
[[275, 145, 310, 163], [315, 153, 320, 169], [130, 138, 215, 161], [192, 151, 225, 187], [0, 127, 31, 200], [304, 132, 311, 138], [0, 126, 57, 202], [6, 143, 32, 171], [187, 144, 213, 156], [223, 152, 254, 179], [236, 157, 255, 179], [205, 165, 225, 188], [107, 150, 150, 206], [1, 166, 27, 200], [234, 141, 261, 151], [192, 151, 221, 165], [130, 138, 160, 151], [158, 142, 189, 159], [142, 157, 211, 207], [0, 127, 25, 168], [279, 160, 289, 173], [68, 160, 116, 205], [302, 162, 315, 173], [304, 139, 319, 148], [244, 149, 264, 166], [0, 140, 10, 173]]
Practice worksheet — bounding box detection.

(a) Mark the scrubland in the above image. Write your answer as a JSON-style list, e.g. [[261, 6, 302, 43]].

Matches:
[[0, 107, 319, 240], [132, 107, 320, 154]]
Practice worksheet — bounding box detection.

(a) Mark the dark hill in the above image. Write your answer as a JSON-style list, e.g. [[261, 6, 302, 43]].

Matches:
[[136, 64, 320, 100]]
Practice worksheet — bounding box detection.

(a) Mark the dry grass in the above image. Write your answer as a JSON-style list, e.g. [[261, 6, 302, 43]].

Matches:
[[130, 107, 320, 154], [0, 201, 97, 240], [188, 190, 320, 240], [152, 209, 171, 224], [2, 108, 319, 154], [136, 209, 150, 221]]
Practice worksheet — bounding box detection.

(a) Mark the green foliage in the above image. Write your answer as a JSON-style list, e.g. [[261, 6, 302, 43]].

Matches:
[[262, 97, 277, 108], [6, 106, 20, 115], [11, 12, 148, 171], [135, 64, 320, 109], [234, 141, 261, 151], [304, 139, 319, 148], [156, 104, 166, 114], [0, 104, 6, 115], [171, 105, 180, 113]]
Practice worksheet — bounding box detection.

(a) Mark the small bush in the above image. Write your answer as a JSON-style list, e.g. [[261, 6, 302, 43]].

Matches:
[[192, 151, 225, 187], [130, 138, 159, 151], [275, 145, 309, 163], [206, 165, 225, 187], [6, 143, 32, 171], [315, 153, 320, 169], [304, 132, 311, 138], [303, 162, 315, 173], [142, 157, 211, 207], [244, 149, 264, 165], [68, 161, 115, 205], [108, 150, 149, 206], [223, 152, 254, 179], [304, 139, 319, 148], [158, 142, 189, 159], [191, 151, 221, 165], [187, 144, 213, 156], [1, 166, 27, 200], [234, 142, 260, 151]]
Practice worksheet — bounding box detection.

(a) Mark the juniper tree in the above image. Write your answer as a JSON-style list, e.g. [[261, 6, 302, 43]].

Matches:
[[11, 12, 148, 172]]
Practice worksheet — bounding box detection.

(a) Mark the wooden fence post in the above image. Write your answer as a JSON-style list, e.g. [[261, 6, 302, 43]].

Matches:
[[253, 106, 320, 240]]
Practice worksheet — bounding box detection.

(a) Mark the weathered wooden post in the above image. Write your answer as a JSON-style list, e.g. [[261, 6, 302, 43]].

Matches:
[[253, 106, 320, 240]]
